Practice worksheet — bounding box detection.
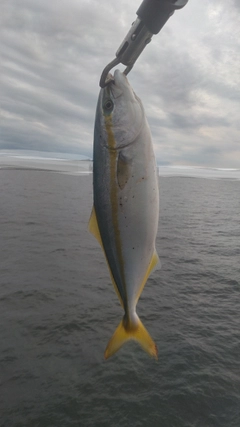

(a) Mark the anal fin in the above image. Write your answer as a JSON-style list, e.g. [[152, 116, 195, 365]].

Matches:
[[135, 249, 160, 304]]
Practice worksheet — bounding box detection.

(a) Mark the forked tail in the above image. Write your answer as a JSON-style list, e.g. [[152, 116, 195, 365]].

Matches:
[[104, 315, 158, 360]]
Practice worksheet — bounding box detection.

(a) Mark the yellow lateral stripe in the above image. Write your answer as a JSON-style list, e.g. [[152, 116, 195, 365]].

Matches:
[[104, 115, 127, 308]]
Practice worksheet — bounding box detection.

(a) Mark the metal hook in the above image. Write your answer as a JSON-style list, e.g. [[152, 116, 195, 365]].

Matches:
[[99, 16, 152, 88], [99, 1, 189, 88], [99, 58, 134, 88], [99, 57, 121, 88], [123, 64, 134, 76]]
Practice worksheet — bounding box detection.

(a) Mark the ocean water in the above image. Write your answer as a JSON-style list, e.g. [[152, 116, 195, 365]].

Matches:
[[0, 156, 240, 427]]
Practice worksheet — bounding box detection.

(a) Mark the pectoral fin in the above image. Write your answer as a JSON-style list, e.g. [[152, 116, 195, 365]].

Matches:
[[117, 151, 132, 190]]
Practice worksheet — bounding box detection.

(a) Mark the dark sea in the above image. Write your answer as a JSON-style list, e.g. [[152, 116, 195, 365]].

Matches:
[[1, 157, 240, 427]]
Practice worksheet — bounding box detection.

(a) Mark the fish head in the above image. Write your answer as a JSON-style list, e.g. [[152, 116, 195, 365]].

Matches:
[[97, 70, 144, 150]]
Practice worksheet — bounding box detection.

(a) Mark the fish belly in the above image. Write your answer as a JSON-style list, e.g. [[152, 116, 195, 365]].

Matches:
[[116, 123, 159, 312]]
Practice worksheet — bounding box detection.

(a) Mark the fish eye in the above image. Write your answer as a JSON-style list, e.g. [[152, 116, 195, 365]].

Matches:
[[104, 99, 113, 111]]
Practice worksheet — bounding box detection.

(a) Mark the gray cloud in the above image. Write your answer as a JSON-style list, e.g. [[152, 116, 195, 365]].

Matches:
[[1, 0, 240, 167]]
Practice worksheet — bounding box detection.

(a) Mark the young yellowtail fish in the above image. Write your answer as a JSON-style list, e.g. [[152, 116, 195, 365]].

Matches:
[[89, 70, 159, 359]]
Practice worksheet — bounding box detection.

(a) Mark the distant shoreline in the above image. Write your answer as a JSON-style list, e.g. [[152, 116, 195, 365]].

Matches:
[[0, 150, 239, 180]]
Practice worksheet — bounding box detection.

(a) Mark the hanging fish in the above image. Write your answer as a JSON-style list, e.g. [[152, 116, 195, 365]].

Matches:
[[89, 70, 159, 359]]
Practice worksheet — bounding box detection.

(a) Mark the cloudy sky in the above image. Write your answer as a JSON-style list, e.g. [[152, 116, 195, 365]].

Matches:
[[1, 0, 240, 167]]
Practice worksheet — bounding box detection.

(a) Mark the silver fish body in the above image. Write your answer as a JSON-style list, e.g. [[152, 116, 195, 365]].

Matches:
[[89, 70, 159, 358]]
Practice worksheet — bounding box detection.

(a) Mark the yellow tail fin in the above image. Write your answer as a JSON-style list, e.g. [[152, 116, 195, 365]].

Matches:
[[104, 316, 157, 360]]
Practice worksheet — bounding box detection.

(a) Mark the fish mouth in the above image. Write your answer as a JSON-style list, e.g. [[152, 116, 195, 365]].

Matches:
[[104, 70, 138, 102], [103, 74, 123, 100], [101, 70, 141, 108]]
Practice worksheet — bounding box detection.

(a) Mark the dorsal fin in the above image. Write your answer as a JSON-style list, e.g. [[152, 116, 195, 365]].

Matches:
[[88, 206, 124, 308], [88, 206, 103, 248]]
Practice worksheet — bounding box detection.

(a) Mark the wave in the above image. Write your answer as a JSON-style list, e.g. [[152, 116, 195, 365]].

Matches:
[[158, 166, 240, 180]]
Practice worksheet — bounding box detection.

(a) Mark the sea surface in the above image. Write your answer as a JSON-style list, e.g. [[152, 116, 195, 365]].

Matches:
[[0, 154, 240, 427]]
